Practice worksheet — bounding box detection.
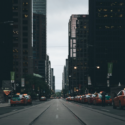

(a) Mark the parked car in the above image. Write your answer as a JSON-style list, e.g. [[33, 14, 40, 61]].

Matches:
[[24, 95, 32, 104], [82, 94, 91, 103], [88, 94, 96, 104], [93, 93, 102, 105], [10, 95, 21, 106], [70, 97, 74, 101], [10, 94, 27, 106], [113, 89, 125, 109], [40, 96, 47, 101]]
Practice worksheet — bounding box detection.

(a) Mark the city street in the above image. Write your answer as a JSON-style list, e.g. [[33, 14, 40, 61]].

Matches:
[[0, 99, 125, 125]]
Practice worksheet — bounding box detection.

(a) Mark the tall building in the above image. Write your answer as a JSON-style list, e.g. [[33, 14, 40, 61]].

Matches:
[[89, 0, 125, 92], [68, 15, 89, 95], [12, 0, 33, 81], [0, 0, 13, 87], [33, 0, 46, 78]]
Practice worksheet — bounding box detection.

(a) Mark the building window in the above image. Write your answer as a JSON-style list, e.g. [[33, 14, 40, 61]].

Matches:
[[13, 25, 18, 29], [103, 9, 107, 11], [23, 44, 28, 49], [70, 49, 72, 57], [13, 49, 18, 53], [73, 44, 76, 48], [13, 18, 18, 23], [12, 0, 18, 4], [23, 68, 28, 73], [23, 32, 28, 36], [23, 8, 28, 12], [13, 55, 18, 59], [23, 56, 28, 60], [84, 26, 87, 29], [13, 12, 18, 16], [12, 6, 18, 10], [23, 14, 28, 18], [23, 20, 28, 24], [23, 2, 28, 6], [13, 43, 18, 47], [23, 26, 28, 30], [104, 15, 108, 17], [119, 14, 123, 17], [23, 62, 28, 67], [23, 50, 28, 54], [73, 53, 76, 57], [119, 3, 124, 6], [13, 30, 18, 35], [73, 39, 76, 43], [23, 38, 28, 43], [13, 37, 18, 41]]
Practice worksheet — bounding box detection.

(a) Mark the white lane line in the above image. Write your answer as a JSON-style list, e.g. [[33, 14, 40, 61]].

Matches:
[[56, 114, 58, 119], [57, 108, 58, 110], [101, 109, 110, 112], [12, 109, 17, 112]]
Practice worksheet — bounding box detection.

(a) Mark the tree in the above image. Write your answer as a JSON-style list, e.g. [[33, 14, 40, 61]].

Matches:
[[62, 89, 68, 98], [21, 74, 51, 99]]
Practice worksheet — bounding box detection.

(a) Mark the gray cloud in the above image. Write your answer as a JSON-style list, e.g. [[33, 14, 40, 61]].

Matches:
[[47, 0, 88, 89]]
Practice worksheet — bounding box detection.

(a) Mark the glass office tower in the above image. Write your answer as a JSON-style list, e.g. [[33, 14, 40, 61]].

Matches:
[[33, 0, 46, 78]]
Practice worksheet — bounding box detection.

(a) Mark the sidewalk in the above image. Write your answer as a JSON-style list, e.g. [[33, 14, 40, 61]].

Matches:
[[0, 102, 10, 107]]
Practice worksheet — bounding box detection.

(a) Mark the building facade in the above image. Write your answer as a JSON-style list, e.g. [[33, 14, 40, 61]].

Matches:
[[0, 0, 13, 87], [89, 0, 125, 92], [68, 15, 89, 95], [12, 0, 33, 82], [33, 0, 46, 78]]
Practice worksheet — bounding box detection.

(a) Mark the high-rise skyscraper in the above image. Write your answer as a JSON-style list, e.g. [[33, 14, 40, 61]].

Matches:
[[33, 0, 47, 79], [0, 0, 13, 87], [12, 0, 33, 81], [68, 15, 89, 95], [89, 0, 125, 92]]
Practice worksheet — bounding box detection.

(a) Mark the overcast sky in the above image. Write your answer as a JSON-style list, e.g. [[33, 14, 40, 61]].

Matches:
[[47, 0, 88, 90]]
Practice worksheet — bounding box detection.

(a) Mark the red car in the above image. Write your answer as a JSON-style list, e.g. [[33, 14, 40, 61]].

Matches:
[[24, 95, 32, 104], [113, 89, 125, 109], [88, 94, 96, 104], [82, 94, 91, 103]]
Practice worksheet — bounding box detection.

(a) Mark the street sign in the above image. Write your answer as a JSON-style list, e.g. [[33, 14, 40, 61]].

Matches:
[[21, 78, 25, 87], [10, 72, 15, 82], [2, 80, 12, 91], [11, 80, 14, 83], [88, 76, 92, 85]]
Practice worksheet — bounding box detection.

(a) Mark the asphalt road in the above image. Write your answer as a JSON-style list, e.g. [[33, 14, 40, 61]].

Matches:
[[0, 99, 125, 125], [0, 100, 48, 116], [67, 100, 125, 118]]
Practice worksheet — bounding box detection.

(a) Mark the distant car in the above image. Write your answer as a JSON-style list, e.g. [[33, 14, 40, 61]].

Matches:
[[40, 96, 47, 101], [24, 95, 32, 104], [113, 90, 125, 109]]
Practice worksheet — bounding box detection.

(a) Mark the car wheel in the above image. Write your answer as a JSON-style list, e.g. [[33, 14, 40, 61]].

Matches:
[[119, 101, 123, 110], [113, 101, 116, 109]]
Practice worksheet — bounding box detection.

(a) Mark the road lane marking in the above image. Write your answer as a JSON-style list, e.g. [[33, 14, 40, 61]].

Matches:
[[101, 109, 110, 112], [56, 114, 58, 119], [12, 109, 17, 112]]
